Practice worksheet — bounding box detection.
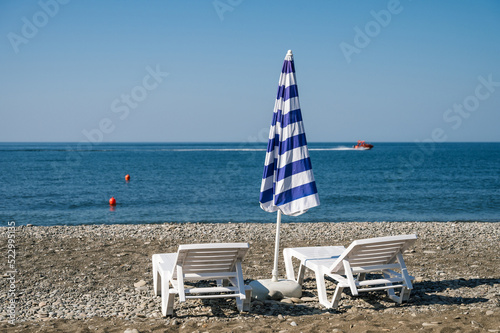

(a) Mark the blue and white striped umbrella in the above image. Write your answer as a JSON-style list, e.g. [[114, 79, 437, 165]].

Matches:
[[259, 50, 319, 281]]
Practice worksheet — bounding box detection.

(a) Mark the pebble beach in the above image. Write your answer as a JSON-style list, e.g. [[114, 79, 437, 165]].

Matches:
[[1, 221, 499, 332]]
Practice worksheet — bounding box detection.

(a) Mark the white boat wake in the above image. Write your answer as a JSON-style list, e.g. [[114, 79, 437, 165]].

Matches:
[[310, 146, 368, 151]]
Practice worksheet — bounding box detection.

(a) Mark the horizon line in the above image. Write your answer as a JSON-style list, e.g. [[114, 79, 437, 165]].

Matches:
[[1, 141, 499, 144]]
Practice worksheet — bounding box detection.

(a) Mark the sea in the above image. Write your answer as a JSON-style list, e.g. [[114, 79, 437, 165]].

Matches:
[[0, 142, 499, 227]]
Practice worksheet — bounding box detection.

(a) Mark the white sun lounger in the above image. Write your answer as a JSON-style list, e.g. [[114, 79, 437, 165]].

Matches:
[[284, 234, 417, 309], [152, 243, 252, 316]]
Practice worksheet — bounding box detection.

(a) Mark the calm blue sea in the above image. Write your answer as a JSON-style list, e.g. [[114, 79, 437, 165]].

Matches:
[[0, 142, 499, 226]]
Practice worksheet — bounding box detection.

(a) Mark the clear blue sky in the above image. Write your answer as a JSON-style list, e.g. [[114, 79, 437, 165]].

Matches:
[[1, 0, 499, 142]]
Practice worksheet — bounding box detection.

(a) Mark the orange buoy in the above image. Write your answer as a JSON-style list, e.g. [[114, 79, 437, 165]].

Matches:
[[125, 174, 130, 181], [109, 197, 116, 206]]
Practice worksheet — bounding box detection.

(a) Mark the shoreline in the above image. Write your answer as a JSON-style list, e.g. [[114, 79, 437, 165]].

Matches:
[[1, 222, 499, 332], [7, 219, 500, 227]]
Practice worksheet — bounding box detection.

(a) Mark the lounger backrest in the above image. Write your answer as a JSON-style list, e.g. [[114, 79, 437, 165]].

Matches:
[[173, 243, 249, 276], [329, 235, 417, 273]]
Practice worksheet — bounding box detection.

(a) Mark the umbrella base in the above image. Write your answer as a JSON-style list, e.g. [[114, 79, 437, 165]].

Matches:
[[249, 279, 302, 300]]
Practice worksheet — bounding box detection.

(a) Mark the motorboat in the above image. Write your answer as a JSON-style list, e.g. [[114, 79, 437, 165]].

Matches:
[[353, 140, 373, 150]]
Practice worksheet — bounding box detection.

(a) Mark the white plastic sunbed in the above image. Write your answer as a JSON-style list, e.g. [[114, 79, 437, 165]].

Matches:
[[152, 243, 252, 316], [284, 234, 417, 309]]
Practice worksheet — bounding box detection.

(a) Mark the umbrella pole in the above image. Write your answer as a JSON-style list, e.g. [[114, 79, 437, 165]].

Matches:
[[272, 210, 282, 282]]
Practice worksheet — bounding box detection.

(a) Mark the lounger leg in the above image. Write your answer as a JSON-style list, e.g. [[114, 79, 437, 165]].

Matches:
[[243, 287, 252, 312], [401, 287, 411, 302], [234, 285, 252, 312], [233, 261, 249, 313], [152, 257, 161, 296], [161, 275, 175, 316], [235, 297, 243, 312], [155, 271, 162, 296], [386, 287, 398, 302], [396, 253, 413, 303], [235, 262, 246, 300], [331, 286, 344, 309], [401, 287, 412, 302], [283, 249, 295, 281], [176, 266, 186, 302], [297, 262, 306, 285], [343, 260, 358, 296], [382, 271, 400, 302], [162, 290, 175, 316], [315, 270, 332, 308], [236, 291, 252, 312]]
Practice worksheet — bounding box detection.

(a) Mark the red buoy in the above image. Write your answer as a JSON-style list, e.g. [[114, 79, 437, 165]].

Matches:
[[109, 197, 116, 206], [125, 174, 130, 181]]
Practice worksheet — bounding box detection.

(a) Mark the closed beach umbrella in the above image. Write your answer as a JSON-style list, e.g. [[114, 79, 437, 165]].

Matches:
[[259, 50, 320, 282]]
